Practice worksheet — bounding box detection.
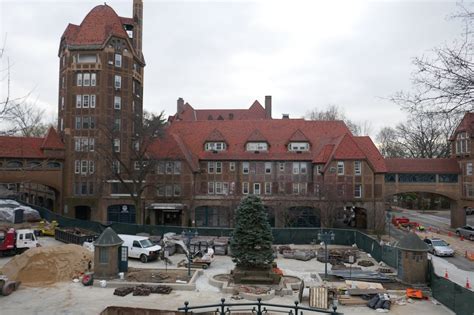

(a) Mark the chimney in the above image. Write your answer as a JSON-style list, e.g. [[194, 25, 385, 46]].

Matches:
[[133, 0, 143, 54], [282, 113, 289, 119], [265, 95, 272, 119], [177, 97, 184, 113]]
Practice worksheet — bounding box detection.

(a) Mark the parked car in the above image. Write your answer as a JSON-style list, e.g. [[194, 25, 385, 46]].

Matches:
[[456, 225, 474, 241], [423, 238, 455, 257], [465, 207, 474, 215]]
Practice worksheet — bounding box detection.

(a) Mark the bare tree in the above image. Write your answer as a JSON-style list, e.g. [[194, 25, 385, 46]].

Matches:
[[96, 111, 166, 224], [391, 5, 474, 116], [306, 104, 372, 136], [7, 101, 48, 137], [376, 127, 406, 158]]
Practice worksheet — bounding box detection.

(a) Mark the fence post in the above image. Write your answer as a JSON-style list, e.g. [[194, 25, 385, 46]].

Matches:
[[256, 298, 262, 315], [220, 298, 226, 315], [293, 300, 299, 315], [183, 301, 189, 315]]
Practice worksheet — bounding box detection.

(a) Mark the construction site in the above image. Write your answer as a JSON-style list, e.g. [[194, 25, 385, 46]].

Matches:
[[0, 198, 472, 315]]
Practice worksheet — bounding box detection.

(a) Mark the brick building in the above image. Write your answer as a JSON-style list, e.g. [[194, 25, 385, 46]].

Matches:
[[0, 0, 471, 230]]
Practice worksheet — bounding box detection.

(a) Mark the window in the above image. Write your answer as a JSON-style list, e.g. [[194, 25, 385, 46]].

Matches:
[[215, 182, 223, 194], [354, 184, 362, 198], [174, 161, 181, 174], [134, 161, 140, 170], [300, 162, 307, 174], [77, 54, 97, 64], [208, 182, 215, 194], [316, 165, 322, 175], [229, 162, 235, 171], [75, 117, 81, 129], [293, 162, 300, 174], [76, 95, 82, 108], [300, 183, 307, 194], [83, 73, 90, 86], [242, 162, 249, 174], [165, 185, 173, 197], [91, 73, 96, 86], [61, 76, 65, 89], [279, 162, 285, 172], [254, 183, 261, 195], [265, 162, 272, 174], [464, 183, 474, 197], [60, 118, 64, 131], [113, 139, 120, 152], [456, 132, 470, 154], [114, 96, 121, 109], [112, 160, 120, 174], [157, 185, 165, 196], [90, 95, 96, 108], [204, 142, 226, 151], [242, 182, 249, 194], [467, 163, 473, 176], [61, 96, 64, 110], [82, 117, 90, 129], [165, 161, 173, 174], [174, 185, 181, 196], [74, 160, 80, 174], [292, 183, 299, 194], [81, 160, 88, 175], [82, 95, 89, 108], [246, 142, 268, 151], [337, 161, 344, 175], [265, 182, 272, 195], [288, 142, 310, 151], [77, 73, 83, 86], [208, 162, 215, 174], [157, 162, 165, 174], [114, 118, 121, 131], [115, 54, 122, 67], [354, 161, 362, 175], [89, 161, 95, 174], [215, 162, 222, 174], [114, 75, 121, 89]]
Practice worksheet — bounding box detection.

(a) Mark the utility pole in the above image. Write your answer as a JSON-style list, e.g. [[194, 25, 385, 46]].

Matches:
[[318, 230, 335, 280]]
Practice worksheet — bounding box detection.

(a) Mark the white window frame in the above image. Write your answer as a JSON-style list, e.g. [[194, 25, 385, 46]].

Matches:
[[208, 161, 215, 174], [80, 160, 88, 175], [82, 95, 89, 108], [242, 182, 249, 194], [354, 184, 362, 198], [76, 95, 82, 108], [112, 160, 120, 174], [265, 182, 272, 195], [279, 162, 285, 172], [246, 142, 268, 151], [174, 184, 181, 196], [467, 163, 473, 176], [115, 54, 122, 67], [89, 161, 95, 174], [208, 182, 215, 194], [77, 73, 83, 86], [174, 161, 181, 174], [288, 142, 310, 152], [90, 95, 96, 108], [91, 73, 96, 86], [253, 183, 261, 195], [215, 182, 223, 194], [75, 117, 81, 130], [113, 139, 120, 152], [83, 73, 90, 86], [354, 161, 362, 175], [114, 96, 121, 109], [337, 161, 344, 175], [292, 162, 299, 174], [229, 162, 235, 171], [216, 162, 222, 174], [74, 160, 80, 174], [242, 162, 249, 174], [74, 138, 81, 151], [204, 142, 226, 151], [292, 183, 299, 194], [265, 162, 272, 174], [316, 165, 322, 175], [114, 75, 121, 89], [300, 162, 307, 174]]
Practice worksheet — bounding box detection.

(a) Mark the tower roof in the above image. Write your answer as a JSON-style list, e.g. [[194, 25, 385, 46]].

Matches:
[[94, 227, 123, 247], [396, 232, 429, 252]]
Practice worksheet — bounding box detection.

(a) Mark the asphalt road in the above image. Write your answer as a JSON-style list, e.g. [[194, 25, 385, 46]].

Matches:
[[386, 210, 474, 272]]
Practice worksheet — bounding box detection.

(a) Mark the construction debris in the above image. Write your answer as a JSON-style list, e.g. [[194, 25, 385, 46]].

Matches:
[[329, 270, 392, 282], [115, 284, 172, 297], [357, 260, 374, 267], [283, 249, 315, 261], [367, 293, 391, 310], [113, 287, 134, 297], [316, 248, 359, 264]]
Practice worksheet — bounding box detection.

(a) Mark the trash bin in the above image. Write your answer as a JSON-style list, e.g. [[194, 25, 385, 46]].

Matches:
[[13, 208, 24, 224]]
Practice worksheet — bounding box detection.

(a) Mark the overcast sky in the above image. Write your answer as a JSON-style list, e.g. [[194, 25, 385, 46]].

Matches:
[[0, 0, 465, 136]]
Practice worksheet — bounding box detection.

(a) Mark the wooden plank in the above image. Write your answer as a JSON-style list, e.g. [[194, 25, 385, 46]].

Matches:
[[309, 287, 328, 309], [345, 280, 384, 289], [338, 296, 367, 305], [347, 288, 387, 296]]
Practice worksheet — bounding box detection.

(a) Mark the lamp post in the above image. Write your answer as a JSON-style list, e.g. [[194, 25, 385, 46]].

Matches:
[[318, 230, 335, 280], [181, 229, 198, 278]]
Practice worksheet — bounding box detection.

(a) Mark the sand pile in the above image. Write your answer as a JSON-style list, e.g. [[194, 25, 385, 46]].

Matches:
[[1, 244, 93, 286]]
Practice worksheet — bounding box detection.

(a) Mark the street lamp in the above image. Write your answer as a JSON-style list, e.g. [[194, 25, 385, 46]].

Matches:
[[181, 229, 198, 278], [318, 230, 335, 280]]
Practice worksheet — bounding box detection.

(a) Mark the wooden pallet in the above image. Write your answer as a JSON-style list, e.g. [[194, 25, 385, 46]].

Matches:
[[309, 287, 328, 309]]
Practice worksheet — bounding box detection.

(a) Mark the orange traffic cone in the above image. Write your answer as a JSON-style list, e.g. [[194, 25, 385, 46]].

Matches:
[[444, 269, 449, 279], [461, 235, 464, 241], [466, 278, 471, 289], [448, 231, 452, 237]]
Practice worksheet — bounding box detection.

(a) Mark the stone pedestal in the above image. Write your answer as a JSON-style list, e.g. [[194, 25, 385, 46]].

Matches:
[[232, 266, 281, 285]]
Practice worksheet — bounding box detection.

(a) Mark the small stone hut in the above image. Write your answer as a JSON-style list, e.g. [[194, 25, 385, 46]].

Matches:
[[94, 227, 123, 279], [396, 232, 429, 284]]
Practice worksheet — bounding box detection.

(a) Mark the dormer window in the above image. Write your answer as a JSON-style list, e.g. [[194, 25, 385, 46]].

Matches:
[[205, 142, 226, 151], [246, 142, 268, 151], [456, 132, 470, 154], [288, 142, 310, 152]]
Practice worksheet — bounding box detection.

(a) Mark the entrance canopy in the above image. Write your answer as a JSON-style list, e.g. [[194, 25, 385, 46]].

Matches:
[[147, 203, 184, 212]]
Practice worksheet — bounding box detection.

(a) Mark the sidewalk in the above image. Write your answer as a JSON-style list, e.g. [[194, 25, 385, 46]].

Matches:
[[430, 254, 474, 291]]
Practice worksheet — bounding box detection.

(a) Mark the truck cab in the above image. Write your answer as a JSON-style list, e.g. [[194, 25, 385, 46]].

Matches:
[[0, 228, 38, 256]]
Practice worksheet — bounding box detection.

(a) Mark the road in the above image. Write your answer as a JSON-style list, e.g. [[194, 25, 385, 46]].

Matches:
[[386, 208, 474, 272]]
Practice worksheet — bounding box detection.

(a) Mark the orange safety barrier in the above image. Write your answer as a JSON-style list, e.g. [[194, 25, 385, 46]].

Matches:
[[406, 288, 423, 299]]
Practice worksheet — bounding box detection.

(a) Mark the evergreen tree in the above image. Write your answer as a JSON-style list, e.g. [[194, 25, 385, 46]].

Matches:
[[230, 195, 274, 268]]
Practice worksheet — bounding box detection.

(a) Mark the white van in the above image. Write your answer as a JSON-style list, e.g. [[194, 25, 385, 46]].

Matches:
[[118, 234, 162, 263]]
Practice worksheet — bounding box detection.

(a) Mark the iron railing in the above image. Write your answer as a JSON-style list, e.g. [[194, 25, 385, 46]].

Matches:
[[178, 298, 342, 315]]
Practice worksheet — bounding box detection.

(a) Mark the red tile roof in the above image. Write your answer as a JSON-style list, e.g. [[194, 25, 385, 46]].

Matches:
[[41, 127, 64, 150], [385, 158, 460, 174], [451, 112, 474, 140], [0, 136, 46, 159], [288, 129, 309, 142], [61, 5, 130, 47], [246, 129, 267, 142], [354, 137, 387, 173], [171, 100, 268, 122]]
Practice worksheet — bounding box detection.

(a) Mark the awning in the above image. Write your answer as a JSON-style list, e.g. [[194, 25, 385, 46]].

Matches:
[[147, 203, 184, 211]]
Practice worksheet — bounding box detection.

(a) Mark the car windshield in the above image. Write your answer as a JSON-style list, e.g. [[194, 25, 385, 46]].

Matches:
[[139, 239, 154, 248], [432, 240, 448, 247]]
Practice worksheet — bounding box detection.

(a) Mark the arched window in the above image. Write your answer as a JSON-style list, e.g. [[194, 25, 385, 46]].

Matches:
[[6, 160, 23, 168], [47, 162, 62, 169]]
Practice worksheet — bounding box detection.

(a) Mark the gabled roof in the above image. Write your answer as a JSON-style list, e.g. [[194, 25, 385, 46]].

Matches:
[[246, 129, 267, 142], [354, 137, 387, 173], [41, 127, 64, 150], [0, 136, 46, 159], [396, 232, 428, 252], [206, 129, 226, 142], [385, 158, 460, 174], [314, 144, 335, 164], [332, 134, 366, 159], [450, 112, 474, 140], [288, 129, 309, 142], [61, 5, 131, 49]]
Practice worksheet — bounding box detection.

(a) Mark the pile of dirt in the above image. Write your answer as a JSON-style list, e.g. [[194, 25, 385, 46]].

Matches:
[[1, 244, 92, 286]]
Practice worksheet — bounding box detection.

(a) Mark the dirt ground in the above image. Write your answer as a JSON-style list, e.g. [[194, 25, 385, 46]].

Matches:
[[126, 268, 191, 283]]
